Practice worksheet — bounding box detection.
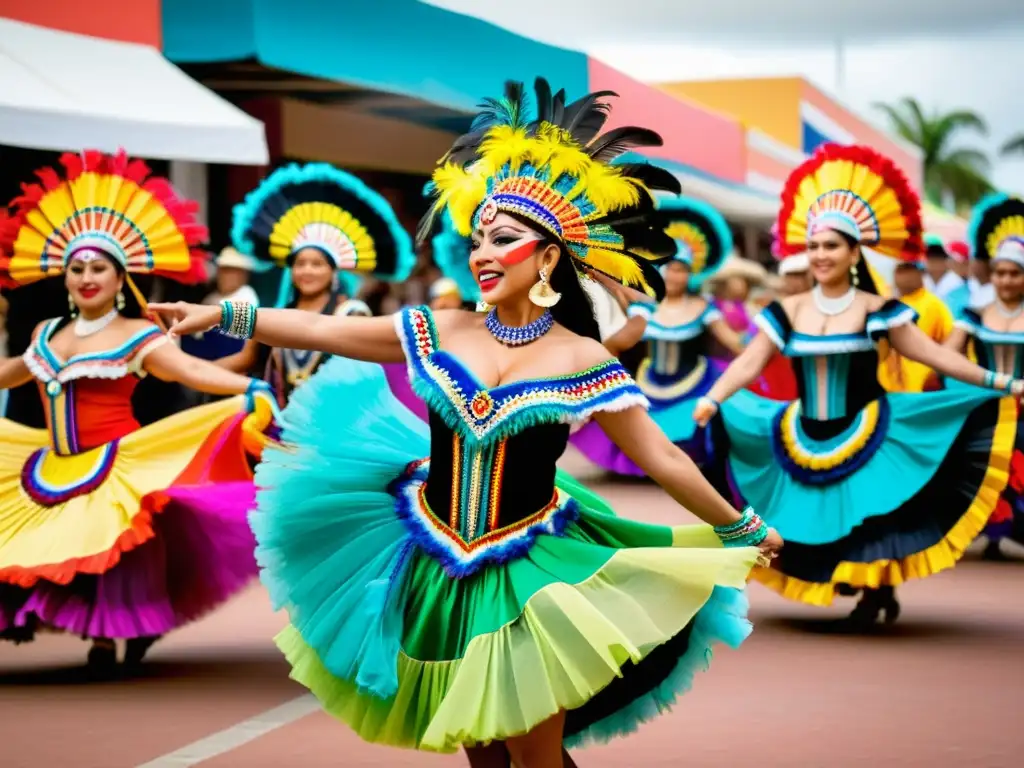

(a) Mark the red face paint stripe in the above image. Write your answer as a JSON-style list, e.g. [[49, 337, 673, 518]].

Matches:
[[496, 238, 541, 266]]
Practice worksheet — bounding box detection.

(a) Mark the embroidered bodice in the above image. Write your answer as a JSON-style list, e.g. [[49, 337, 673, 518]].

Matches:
[[755, 300, 917, 422], [261, 296, 369, 405], [394, 306, 646, 575], [628, 301, 722, 379], [955, 309, 1024, 378], [22, 318, 166, 455]]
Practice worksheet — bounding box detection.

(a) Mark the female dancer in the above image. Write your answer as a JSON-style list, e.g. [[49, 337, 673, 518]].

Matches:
[[944, 194, 1024, 559], [571, 196, 742, 475], [215, 163, 414, 408], [695, 144, 1022, 628], [153, 79, 782, 767], [0, 150, 275, 673]]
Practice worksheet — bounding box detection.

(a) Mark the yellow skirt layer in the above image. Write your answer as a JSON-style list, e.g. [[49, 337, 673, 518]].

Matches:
[[0, 396, 250, 587]]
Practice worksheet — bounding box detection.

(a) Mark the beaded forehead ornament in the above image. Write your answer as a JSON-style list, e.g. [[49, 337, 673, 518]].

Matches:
[[420, 78, 682, 298]]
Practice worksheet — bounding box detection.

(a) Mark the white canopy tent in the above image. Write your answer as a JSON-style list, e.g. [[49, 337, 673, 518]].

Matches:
[[0, 18, 268, 165]]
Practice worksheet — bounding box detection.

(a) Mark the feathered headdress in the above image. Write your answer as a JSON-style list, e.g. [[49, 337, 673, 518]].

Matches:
[[968, 193, 1024, 269], [0, 149, 208, 289], [420, 78, 681, 297], [232, 163, 416, 305], [651, 196, 732, 291], [776, 143, 923, 263]]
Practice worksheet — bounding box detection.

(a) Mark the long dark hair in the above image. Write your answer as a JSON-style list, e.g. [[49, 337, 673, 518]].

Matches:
[[836, 231, 883, 296], [505, 213, 601, 342]]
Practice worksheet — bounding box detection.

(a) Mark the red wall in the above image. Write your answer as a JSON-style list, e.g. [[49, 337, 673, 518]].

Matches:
[[0, 0, 161, 46], [587, 59, 746, 184]]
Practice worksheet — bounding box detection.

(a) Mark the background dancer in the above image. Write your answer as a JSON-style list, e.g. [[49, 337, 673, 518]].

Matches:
[[695, 143, 1023, 628], [944, 194, 1024, 560], [213, 163, 415, 408], [0, 150, 275, 675], [571, 196, 741, 476]]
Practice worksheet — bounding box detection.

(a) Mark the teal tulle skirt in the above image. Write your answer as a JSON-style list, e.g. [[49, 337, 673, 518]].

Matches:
[[250, 358, 758, 751]]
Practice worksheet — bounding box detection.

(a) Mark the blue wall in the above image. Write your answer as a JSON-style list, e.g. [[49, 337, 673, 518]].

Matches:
[[162, 0, 590, 111]]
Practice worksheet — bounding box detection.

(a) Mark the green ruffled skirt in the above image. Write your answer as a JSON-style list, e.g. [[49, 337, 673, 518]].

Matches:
[[251, 358, 757, 752]]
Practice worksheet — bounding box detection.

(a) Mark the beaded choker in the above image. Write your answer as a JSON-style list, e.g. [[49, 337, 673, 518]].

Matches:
[[485, 308, 553, 347]]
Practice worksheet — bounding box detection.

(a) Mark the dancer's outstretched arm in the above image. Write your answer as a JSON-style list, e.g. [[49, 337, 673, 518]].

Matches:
[[149, 301, 410, 364], [890, 322, 1023, 392], [596, 403, 783, 556], [691, 332, 776, 427], [144, 341, 265, 396], [0, 356, 31, 391]]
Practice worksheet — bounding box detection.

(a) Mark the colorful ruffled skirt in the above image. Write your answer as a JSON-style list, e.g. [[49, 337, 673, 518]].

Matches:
[[946, 380, 1024, 545], [712, 386, 1016, 605], [0, 397, 261, 642], [252, 358, 758, 752], [570, 356, 725, 476]]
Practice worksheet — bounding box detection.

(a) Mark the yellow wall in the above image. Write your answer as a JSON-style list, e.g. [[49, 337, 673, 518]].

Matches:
[[658, 78, 803, 149]]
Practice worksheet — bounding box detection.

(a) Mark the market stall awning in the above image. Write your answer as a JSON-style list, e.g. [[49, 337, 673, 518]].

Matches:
[[641, 156, 778, 224], [0, 18, 268, 165]]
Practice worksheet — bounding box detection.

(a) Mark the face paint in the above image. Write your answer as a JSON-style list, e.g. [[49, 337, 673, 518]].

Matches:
[[494, 232, 544, 266]]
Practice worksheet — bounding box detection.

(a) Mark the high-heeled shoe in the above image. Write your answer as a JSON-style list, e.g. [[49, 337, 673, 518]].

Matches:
[[86, 640, 118, 680], [124, 635, 161, 671]]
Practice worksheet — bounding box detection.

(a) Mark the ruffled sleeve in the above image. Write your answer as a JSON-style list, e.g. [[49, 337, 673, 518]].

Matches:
[[626, 301, 656, 320], [954, 307, 982, 337], [753, 301, 792, 350], [394, 305, 438, 364], [701, 304, 724, 327], [558, 360, 649, 421], [865, 299, 919, 342]]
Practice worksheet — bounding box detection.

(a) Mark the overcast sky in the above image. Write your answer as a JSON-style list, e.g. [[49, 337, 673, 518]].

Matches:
[[426, 1, 1024, 195]]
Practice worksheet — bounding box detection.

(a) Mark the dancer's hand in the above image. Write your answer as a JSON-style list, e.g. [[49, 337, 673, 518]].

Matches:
[[692, 396, 719, 427], [756, 528, 783, 567], [148, 302, 222, 337]]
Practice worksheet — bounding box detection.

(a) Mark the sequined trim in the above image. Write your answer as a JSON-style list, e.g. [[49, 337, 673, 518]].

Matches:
[[21, 441, 119, 506], [770, 398, 890, 486], [391, 459, 578, 579], [396, 306, 648, 444]]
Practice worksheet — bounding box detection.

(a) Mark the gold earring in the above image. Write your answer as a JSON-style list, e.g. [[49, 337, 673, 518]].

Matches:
[[528, 267, 561, 308], [116, 291, 126, 311], [850, 263, 859, 288], [68, 293, 78, 318]]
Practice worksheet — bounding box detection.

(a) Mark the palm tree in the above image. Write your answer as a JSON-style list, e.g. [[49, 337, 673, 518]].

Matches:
[[1001, 134, 1024, 158], [874, 97, 993, 212]]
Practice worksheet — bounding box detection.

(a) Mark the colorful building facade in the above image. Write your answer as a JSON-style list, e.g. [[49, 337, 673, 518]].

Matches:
[[662, 77, 925, 197]]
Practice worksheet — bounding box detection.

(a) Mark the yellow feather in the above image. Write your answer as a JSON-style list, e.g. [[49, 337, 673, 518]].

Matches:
[[582, 245, 651, 294], [478, 125, 532, 174], [431, 162, 487, 235]]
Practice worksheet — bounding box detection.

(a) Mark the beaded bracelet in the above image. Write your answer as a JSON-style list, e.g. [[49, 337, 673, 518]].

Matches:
[[219, 300, 258, 339], [714, 507, 769, 548]]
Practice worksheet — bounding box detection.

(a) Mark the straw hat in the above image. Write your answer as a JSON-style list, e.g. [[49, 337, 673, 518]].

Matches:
[[214, 247, 258, 271], [778, 253, 809, 276], [703, 256, 769, 291]]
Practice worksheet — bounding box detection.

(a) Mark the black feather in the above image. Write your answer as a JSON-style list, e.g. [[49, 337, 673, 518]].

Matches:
[[551, 88, 567, 127], [615, 162, 681, 195], [588, 127, 664, 163], [534, 78, 553, 125], [563, 90, 617, 144]]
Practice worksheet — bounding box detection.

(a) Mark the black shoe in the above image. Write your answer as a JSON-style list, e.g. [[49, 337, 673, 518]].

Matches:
[[123, 635, 160, 670], [86, 641, 118, 680], [881, 596, 901, 625], [845, 596, 881, 631], [983, 540, 1009, 562]]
